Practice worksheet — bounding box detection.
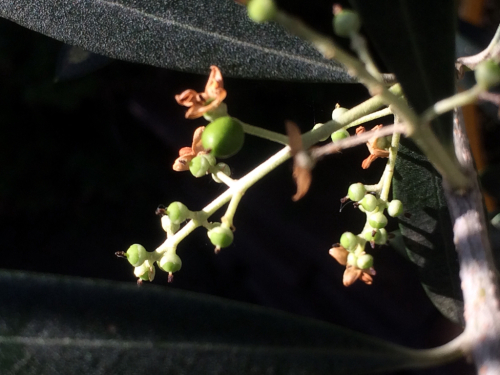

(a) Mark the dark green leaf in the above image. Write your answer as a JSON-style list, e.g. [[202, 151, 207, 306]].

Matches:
[[0, 270, 440, 374], [350, 1, 463, 323], [0, 0, 353, 82]]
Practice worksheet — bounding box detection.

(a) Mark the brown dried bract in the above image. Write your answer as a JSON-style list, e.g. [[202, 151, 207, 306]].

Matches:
[[175, 66, 227, 119], [173, 126, 207, 171], [343, 265, 375, 286], [286, 121, 314, 201], [329, 245, 348, 266], [356, 125, 390, 169]]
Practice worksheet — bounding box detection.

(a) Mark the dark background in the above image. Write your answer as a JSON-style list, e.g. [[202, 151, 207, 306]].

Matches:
[[3, 2, 497, 372]]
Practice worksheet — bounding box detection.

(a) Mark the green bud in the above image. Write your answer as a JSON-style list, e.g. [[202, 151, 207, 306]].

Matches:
[[134, 261, 155, 282], [340, 231, 358, 251], [125, 244, 149, 267], [159, 252, 182, 273], [333, 9, 361, 37], [375, 228, 387, 245], [360, 194, 378, 212], [331, 129, 350, 142], [247, 0, 277, 23], [368, 212, 388, 229], [475, 60, 500, 89], [312, 123, 329, 141], [375, 135, 391, 150], [166, 202, 190, 225], [189, 155, 210, 177], [212, 163, 231, 183], [348, 183, 366, 202], [331, 106, 349, 120], [357, 254, 373, 269], [387, 199, 404, 218], [208, 225, 234, 249]]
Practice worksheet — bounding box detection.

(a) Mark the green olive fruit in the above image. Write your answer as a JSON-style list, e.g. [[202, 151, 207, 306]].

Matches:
[[368, 212, 388, 229], [333, 9, 361, 37], [475, 60, 500, 89], [331, 106, 349, 121], [331, 129, 350, 142], [166, 202, 190, 225], [212, 163, 231, 183], [357, 254, 374, 269], [126, 244, 149, 267], [360, 194, 378, 212], [312, 123, 329, 141], [159, 253, 182, 273], [202, 116, 245, 158], [247, 0, 277, 23], [348, 183, 366, 202], [207, 225, 234, 248], [340, 231, 358, 251], [387, 199, 404, 218]]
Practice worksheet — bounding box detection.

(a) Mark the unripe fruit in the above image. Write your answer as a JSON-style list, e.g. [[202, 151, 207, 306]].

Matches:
[[340, 231, 358, 251], [189, 155, 211, 177], [333, 9, 361, 37], [331, 106, 349, 121], [331, 129, 350, 142], [159, 252, 182, 273], [247, 0, 277, 23], [312, 123, 329, 141], [166, 202, 190, 225], [357, 254, 373, 269], [202, 117, 245, 159], [475, 60, 500, 89], [368, 212, 388, 229], [360, 194, 378, 212], [375, 228, 387, 245], [387, 199, 404, 218], [212, 163, 231, 183], [375, 135, 391, 150], [134, 261, 155, 282], [348, 183, 366, 202], [207, 225, 234, 248], [126, 244, 149, 267]]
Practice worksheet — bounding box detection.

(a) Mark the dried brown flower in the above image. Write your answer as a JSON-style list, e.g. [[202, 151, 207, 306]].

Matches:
[[175, 66, 227, 119], [356, 125, 390, 169], [172, 127, 207, 171], [343, 264, 376, 287], [286, 121, 314, 201]]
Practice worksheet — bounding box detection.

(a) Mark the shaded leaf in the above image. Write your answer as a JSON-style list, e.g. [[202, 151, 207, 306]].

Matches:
[[0, 270, 441, 375], [0, 0, 354, 82], [350, 1, 463, 323]]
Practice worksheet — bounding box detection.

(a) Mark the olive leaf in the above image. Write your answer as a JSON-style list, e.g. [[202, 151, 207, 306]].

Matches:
[[0, 270, 449, 375], [0, 0, 354, 82], [350, 0, 463, 323]]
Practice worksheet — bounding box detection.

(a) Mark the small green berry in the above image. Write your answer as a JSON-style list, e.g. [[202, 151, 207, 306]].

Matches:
[[247, 0, 277, 23], [333, 9, 361, 37], [347, 252, 357, 267], [375, 228, 387, 245], [166, 202, 190, 225], [357, 254, 373, 270], [189, 155, 211, 177], [331, 106, 349, 121], [387, 199, 404, 218], [475, 60, 500, 89], [134, 261, 155, 282], [212, 163, 231, 183], [312, 123, 329, 141], [331, 129, 350, 142], [125, 244, 149, 267], [159, 252, 182, 273], [375, 135, 391, 150], [340, 231, 358, 251], [348, 183, 366, 202], [207, 225, 234, 248], [202, 116, 245, 159], [360, 194, 378, 212], [368, 212, 388, 229]]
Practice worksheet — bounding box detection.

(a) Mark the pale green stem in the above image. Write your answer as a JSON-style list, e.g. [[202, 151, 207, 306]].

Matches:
[[380, 131, 401, 202], [241, 122, 289, 145], [422, 85, 483, 124], [274, 10, 470, 191], [350, 33, 383, 81], [222, 190, 244, 228], [344, 107, 393, 130]]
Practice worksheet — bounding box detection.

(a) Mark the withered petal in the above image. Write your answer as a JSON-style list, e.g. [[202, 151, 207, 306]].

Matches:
[[173, 156, 193, 171], [360, 272, 373, 285], [178, 147, 194, 157], [191, 126, 206, 153], [329, 246, 348, 265], [343, 266, 362, 287], [292, 162, 312, 202], [361, 154, 378, 169]]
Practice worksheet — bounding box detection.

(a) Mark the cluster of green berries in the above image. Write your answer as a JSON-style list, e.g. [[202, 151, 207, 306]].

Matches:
[[312, 105, 350, 143], [190, 116, 243, 180]]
